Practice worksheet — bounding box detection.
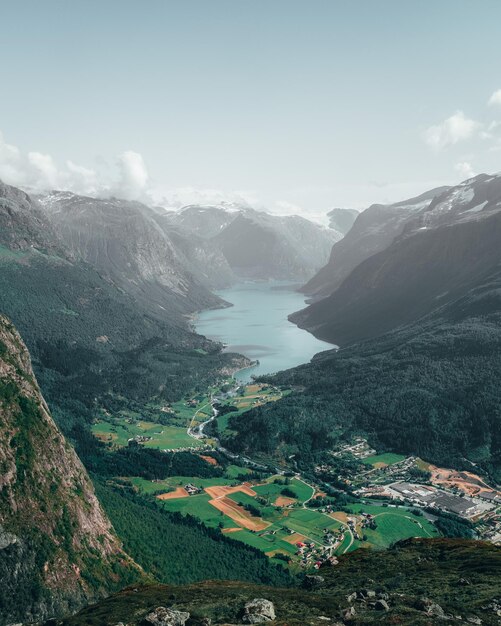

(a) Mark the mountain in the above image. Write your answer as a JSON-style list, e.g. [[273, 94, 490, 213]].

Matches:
[[293, 175, 501, 345], [327, 207, 359, 234], [0, 181, 243, 444], [54, 539, 501, 626], [168, 205, 342, 281], [163, 204, 242, 239], [37, 191, 233, 314], [229, 176, 501, 477], [301, 186, 449, 300], [0, 315, 140, 624]]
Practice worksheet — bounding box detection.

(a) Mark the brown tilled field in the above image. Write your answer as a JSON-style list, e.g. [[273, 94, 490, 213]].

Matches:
[[208, 497, 270, 531], [274, 496, 296, 507], [156, 487, 189, 500], [330, 511, 349, 523], [200, 455, 219, 466], [204, 483, 257, 499]]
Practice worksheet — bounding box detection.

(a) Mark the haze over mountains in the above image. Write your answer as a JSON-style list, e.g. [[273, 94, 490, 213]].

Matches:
[[165, 203, 341, 281]]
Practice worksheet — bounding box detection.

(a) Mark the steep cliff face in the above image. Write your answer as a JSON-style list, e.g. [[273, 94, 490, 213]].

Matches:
[[37, 191, 229, 315], [0, 316, 140, 625]]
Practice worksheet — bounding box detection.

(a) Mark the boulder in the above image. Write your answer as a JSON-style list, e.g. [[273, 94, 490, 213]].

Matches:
[[346, 592, 357, 604], [341, 606, 356, 621], [304, 574, 326, 590], [242, 598, 276, 623], [418, 598, 446, 618], [144, 607, 190, 626], [374, 599, 389, 611]]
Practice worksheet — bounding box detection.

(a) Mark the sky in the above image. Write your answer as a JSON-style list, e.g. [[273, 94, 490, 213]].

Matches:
[[1, 0, 501, 221]]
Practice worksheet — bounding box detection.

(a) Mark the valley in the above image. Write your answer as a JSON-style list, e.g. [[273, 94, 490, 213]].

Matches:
[[86, 274, 501, 574]]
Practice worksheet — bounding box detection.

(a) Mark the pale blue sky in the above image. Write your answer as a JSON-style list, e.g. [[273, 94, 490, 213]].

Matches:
[[1, 0, 501, 216]]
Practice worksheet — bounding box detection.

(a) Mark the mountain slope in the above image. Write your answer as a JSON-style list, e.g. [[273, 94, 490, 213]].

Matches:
[[212, 210, 341, 281], [301, 186, 449, 300], [293, 176, 501, 345], [0, 181, 241, 441], [227, 178, 501, 477], [0, 316, 140, 625], [37, 191, 230, 316], [327, 207, 359, 234]]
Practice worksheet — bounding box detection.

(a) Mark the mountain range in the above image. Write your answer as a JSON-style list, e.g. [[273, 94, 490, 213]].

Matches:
[[1, 174, 501, 624], [166, 204, 341, 281]]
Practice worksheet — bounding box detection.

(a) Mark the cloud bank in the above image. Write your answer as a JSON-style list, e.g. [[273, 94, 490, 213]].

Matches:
[[424, 111, 481, 150]]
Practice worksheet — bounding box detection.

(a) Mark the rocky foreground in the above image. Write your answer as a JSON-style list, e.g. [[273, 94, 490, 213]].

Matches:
[[45, 539, 500, 626]]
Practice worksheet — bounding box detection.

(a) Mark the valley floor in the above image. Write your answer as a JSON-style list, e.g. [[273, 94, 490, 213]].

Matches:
[[90, 377, 501, 571]]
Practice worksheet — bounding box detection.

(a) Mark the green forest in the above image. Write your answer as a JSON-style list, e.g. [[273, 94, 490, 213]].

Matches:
[[224, 310, 501, 481]]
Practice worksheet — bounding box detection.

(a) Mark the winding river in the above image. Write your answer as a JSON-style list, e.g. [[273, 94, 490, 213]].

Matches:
[[195, 281, 334, 381]]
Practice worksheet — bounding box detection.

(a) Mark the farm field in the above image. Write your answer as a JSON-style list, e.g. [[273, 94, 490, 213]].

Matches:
[[361, 453, 406, 467], [155, 475, 348, 567], [92, 418, 204, 450], [92, 380, 287, 450], [152, 473, 442, 569], [347, 502, 439, 550]]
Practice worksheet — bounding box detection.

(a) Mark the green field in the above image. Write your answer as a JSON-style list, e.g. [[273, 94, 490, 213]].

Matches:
[[154, 477, 439, 568], [131, 475, 236, 494], [253, 477, 314, 504], [159, 493, 237, 528], [361, 453, 406, 466], [92, 381, 287, 451], [347, 503, 439, 549], [92, 418, 204, 450]]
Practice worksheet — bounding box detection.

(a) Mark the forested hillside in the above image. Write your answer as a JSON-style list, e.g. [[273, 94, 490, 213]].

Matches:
[[225, 287, 501, 480], [96, 481, 293, 587]]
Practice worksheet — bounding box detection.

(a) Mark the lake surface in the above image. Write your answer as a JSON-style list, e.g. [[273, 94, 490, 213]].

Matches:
[[195, 282, 334, 381]]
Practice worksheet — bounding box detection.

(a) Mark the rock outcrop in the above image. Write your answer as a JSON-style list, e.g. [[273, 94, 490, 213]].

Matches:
[[0, 316, 140, 624], [242, 598, 276, 623]]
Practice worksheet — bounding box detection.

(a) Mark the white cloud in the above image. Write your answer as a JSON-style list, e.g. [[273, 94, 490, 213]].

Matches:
[[454, 161, 476, 179], [488, 89, 501, 106], [115, 150, 149, 200], [424, 111, 481, 150], [152, 185, 255, 210], [28, 152, 60, 188], [0, 131, 154, 201]]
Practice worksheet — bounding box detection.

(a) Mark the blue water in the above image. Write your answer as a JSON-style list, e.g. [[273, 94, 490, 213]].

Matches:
[[195, 282, 334, 381]]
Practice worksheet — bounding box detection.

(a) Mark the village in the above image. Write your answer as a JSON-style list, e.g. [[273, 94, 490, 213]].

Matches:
[[317, 437, 501, 545]]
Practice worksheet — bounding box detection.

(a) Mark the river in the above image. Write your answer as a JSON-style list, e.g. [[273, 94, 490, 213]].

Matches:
[[195, 281, 334, 381]]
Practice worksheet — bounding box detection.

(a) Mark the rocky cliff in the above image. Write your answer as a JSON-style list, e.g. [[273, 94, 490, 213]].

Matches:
[[0, 316, 140, 625]]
